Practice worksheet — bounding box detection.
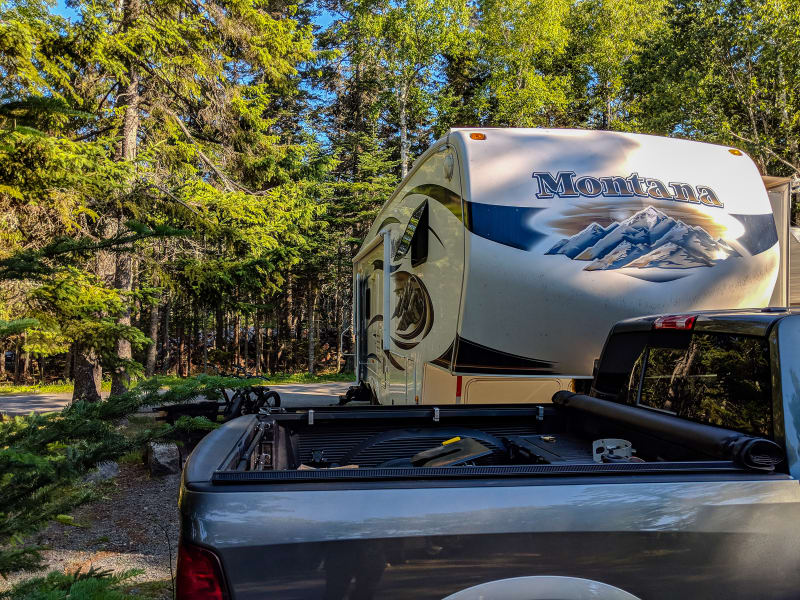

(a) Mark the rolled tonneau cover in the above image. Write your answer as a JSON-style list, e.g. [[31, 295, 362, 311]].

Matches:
[[552, 391, 784, 471]]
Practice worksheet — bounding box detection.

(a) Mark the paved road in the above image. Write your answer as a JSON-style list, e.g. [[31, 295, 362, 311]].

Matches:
[[0, 382, 352, 417], [269, 382, 352, 407], [0, 392, 109, 417]]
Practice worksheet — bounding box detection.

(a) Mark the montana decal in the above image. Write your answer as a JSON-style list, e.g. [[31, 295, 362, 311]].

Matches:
[[532, 171, 723, 208], [546, 206, 738, 271]]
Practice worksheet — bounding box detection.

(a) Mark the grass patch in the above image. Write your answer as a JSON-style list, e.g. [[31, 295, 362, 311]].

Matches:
[[118, 450, 145, 465], [265, 371, 355, 385], [54, 514, 89, 528], [0, 372, 353, 397], [151, 370, 354, 386], [0, 380, 112, 396]]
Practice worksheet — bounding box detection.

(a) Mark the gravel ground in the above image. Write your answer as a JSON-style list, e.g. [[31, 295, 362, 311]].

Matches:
[[1, 462, 179, 596]]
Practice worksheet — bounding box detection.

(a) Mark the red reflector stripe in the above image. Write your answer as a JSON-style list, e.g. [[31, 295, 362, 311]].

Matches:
[[455, 375, 462, 399], [653, 315, 697, 330], [177, 541, 227, 600]]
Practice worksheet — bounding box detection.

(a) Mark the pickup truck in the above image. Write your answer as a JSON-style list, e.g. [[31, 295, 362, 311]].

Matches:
[[177, 309, 800, 599]]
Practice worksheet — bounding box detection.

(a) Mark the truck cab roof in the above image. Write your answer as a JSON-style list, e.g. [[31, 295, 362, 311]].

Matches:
[[611, 307, 797, 337]]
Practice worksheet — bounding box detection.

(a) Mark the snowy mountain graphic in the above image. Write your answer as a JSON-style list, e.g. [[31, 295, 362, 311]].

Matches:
[[546, 206, 739, 270]]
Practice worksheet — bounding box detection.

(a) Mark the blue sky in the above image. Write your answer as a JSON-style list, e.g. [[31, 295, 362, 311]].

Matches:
[[53, 0, 77, 19]]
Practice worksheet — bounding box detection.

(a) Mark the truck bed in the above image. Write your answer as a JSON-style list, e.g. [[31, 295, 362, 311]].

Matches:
[[180, 401, 796, 600], [188, 397, 782, 487]]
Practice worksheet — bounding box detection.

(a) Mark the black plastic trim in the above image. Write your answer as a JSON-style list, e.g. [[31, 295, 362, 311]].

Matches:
[[267, 406, 548, 422], [189, 471, 791, 493], [211, 461, 744, 484]]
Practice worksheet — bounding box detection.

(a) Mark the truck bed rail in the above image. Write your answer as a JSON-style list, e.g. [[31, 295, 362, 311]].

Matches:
[[211, 460, 746, 484]]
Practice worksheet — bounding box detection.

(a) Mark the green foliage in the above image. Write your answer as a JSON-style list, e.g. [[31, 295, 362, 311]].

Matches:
[[477, 0, 572, 126], [0, 0, 325, 391], [143, 373, 258, 404], [630, 0, 800, 175], [0, 567, 141, 600], [0, 547, 44, 581], [569, 0, 668, 129], [22, 268, 150, 368], [0, 374, 243, 576], [0, 319, 38, 339], [165, 415, 219, 440]]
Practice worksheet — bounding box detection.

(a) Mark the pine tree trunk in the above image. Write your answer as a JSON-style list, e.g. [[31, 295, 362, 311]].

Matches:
[[63, 344, 73, 381], [215, 307, 223, 351], [285, 271, 294, 369], [13, 340, 21, 384], [202, 309, 208, 373], [21, 348, 30, 383], [254, 311, 262, 374], [242, 313, 249, 374], [110, 0, 141, 395], [111, 251, 133, 395], [399, 87, 409, 178], [0, 341, 6, 379], [267, 327, 272, 374], [233, 313, 240, 368], [117, 0, 141, 161], [145, 298, 159, 377], [334, 242, 342, 371], [188, 304, 196, 376], [307, 282, 318, 376], [178, 320, 186, 377], [73, 346, 101, 402], [162, 296, 171, 374]]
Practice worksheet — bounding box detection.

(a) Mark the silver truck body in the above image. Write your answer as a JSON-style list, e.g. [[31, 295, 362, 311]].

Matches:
[[180, 311, 800, 599]]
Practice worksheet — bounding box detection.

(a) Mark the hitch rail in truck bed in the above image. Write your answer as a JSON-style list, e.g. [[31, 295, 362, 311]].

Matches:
[[178, 309, 800, 599]]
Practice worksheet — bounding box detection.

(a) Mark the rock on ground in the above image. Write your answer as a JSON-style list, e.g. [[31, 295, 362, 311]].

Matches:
[[147, 442, 180, 476], [83, 460, 120, 483]]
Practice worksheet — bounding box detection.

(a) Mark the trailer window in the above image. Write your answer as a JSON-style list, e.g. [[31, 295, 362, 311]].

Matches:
[[625, 332, 772, 437], [394, 201, 428, 265]]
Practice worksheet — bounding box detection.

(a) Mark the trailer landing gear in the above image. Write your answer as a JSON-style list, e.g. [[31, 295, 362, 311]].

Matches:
[[339, 382, 371, 405]]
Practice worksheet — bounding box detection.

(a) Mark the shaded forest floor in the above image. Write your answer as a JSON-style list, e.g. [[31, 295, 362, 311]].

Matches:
[[0, 461, 179, 599]]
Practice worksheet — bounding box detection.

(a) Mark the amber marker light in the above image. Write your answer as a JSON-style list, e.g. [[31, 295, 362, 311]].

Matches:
[[469, 132, 486, 140], [729, 148, 743, 156]]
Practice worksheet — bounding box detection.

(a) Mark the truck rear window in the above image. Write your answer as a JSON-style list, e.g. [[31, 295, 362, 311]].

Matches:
[[610, 331, 772, 437]]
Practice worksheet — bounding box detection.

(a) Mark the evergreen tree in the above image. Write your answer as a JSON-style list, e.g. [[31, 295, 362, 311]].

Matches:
[[630, 0, 800, 174]]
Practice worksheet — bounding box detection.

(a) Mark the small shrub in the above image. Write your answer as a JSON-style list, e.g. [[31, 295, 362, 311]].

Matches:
[[0, 374, 244, 577], [0, 567, 141, 600]]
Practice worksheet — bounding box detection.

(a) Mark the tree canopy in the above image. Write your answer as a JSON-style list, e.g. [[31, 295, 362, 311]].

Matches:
[[1, 0, 798, 395]]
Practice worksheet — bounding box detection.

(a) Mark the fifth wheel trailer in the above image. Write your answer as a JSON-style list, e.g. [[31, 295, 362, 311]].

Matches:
[[350, 128, 786, 406]]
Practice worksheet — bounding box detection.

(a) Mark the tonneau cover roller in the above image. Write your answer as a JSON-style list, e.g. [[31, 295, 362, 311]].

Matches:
[[552, 391, 784, 472]]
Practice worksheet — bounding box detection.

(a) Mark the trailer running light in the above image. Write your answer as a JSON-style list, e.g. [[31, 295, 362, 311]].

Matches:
[[653, 315, 697, 330], [469, 132, 486, 140], [729, 148, 743, 156], [177, 541, 228, 600]]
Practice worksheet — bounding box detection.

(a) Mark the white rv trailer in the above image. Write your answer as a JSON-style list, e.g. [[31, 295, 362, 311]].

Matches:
[[350, 128, 782, 406]]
